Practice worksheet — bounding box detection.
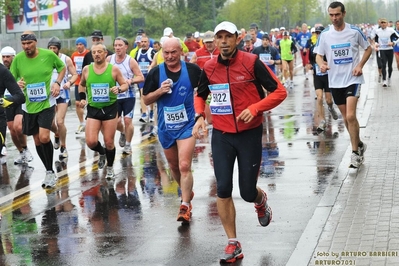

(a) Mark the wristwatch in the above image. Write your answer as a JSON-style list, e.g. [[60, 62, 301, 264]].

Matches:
[[194, 112, 204, 122], [54, 81, 61, 86], [118, 87, 122, 94]]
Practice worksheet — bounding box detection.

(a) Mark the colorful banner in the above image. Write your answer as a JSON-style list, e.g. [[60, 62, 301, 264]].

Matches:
[[5, 0, 71, 33]]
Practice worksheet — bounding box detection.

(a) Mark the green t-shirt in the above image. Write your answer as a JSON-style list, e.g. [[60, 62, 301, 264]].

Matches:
[[280, 39, 295, 61], [87, 63, 117, 109], [10, 48, 65, 114]]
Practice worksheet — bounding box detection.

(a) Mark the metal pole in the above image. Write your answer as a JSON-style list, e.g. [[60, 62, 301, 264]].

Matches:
[[212, 0, 216, 28], [113, 0, 118, 37], [36, 0, 41, 39]]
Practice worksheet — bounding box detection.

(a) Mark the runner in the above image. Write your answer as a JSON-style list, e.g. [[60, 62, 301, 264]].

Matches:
[[193, 21, 287, 263], [47, 37, 78, 159], [107, 37, 144, 155], [143, 38, 201, 224], [71, 37, 90, 134], [314, 1, 372, 168], [1, 46, 33, 164], [10, 31, 66, 188], [79, 42, 128, 179]]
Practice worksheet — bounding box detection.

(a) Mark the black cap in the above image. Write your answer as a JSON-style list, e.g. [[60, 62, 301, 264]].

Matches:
[[186, 32, 193, 38], [315, 26, 325, 33], [283, 31, 289, 36], [91, 30, 103, 38], [262, 34, 270, 40], [137, 28, 144, 34]]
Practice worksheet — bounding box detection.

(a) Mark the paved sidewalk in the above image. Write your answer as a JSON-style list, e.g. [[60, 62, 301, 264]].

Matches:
[[288, 62, 399, 266]]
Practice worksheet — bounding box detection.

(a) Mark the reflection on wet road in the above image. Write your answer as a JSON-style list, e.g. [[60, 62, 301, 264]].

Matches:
[[0, 72, 354, 265]]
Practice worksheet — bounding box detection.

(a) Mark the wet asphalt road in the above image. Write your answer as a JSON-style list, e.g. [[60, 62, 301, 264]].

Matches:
[[0, 67, 360, 266]]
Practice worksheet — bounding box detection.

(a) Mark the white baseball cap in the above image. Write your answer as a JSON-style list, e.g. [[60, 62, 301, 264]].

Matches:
[[214, 21, 238, 35], [1, 46, 16, 56], [163, 27, 173, 36]]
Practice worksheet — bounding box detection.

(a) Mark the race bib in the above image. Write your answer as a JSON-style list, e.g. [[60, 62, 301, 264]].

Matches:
[[187, 52, 195, 61], [208, 83, 232, 115], [259, 53, 272, 65], [331, 43, 353, 64], [379, 37, 389, 49], [74, 56, 84, 75], [27, 82, 47, 102], [139, 61, 150, 75], [163, 104, 188, 130], [91, 83, 110, 102]]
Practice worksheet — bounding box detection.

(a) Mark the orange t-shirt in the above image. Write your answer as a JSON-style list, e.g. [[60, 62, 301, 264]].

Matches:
[[71, 49, 90, 86]]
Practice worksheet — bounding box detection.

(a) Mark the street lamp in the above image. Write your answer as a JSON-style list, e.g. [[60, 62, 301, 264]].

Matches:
[[113, 0, 118, 37]]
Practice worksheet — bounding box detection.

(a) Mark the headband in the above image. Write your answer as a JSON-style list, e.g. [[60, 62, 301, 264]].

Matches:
[[21, 34, 37, 41]]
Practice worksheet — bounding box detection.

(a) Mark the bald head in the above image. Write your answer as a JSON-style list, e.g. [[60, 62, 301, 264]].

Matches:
[[163, 37, 181, 50], [162, 37, 182, 69]]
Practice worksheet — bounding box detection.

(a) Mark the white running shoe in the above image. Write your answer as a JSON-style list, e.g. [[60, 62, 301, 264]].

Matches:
[[350, 152, 364, 168], [75, 124, 85, 134], [106, 166, 115, 179], [122, 145, 132, 155], [59, 147, 68, 158], [42, 171, 58, 188], [382, 80, 387, 87], [24, 148, 33, 162], [14, 153, 25, 164]]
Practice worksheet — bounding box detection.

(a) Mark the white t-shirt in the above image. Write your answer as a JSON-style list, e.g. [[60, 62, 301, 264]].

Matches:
[[314, 23, 370, 88], [370, 27, 399, 50]]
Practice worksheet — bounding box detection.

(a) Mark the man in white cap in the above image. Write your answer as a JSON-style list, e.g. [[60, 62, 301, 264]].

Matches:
[[192, 21, 287, 263]]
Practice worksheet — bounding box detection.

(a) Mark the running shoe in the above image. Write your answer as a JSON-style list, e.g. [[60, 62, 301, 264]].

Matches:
[[149, 126, 158, 137], [358, 142, 367, 157], [42, 171, 58, 188], [378, 75, 382, 83], [119, 133, 126, 147], [328, 106, 339, 120], [75, 124, 85, 134], [59, 147, 68, 159], [388, 78, 391, 87], [349, 152, 364, 168], [149, 110, 154, 122], [317, 120, 326, 131], [382, 80, 387, 87], [14, 152, 25, 164], [106, 166, 115, 179], [220, 241, 244, 263], [176, 205, 191, 223], [24, 148, 33, 162], [254, 190, 272, 227], [122, 145, 132, 155], [54, 136, 60, 150], [98, 154, 106, 169], [139, 113, 148, 123], [180, 191, 195, 211]]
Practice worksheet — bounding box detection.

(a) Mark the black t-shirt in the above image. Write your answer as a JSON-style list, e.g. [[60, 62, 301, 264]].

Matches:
[[143, 62, 201, 95]]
